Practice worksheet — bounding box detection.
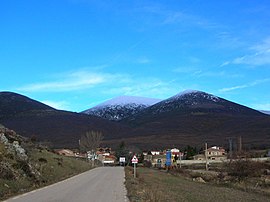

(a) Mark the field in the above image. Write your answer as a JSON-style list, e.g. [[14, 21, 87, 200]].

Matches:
[[125, 166, 270, 202]]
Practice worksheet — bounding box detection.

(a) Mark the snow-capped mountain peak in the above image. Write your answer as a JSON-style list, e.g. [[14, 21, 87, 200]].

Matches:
[[143, 89, 262, 117], [167, 89, 220, 103], [94, 95, 161, 108], [174, 89, 200, 97], [82, 95, 161, 121]]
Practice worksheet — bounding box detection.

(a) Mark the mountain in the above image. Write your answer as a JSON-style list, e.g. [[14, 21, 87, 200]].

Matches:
[[260, 110, 270, 115], [82, 95, 161, 121], [0, 92, 54, 118], [140, 90, 262, 116], [1, 90, 270, 150], [0, 92, 129, 148], [117, 90, 270, 149]]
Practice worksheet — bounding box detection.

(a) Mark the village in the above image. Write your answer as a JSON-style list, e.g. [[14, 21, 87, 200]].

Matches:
[[54, 145, 239, 167]]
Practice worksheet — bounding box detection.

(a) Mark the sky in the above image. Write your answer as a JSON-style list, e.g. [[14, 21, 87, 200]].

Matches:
[[1, 0, 270, 112]]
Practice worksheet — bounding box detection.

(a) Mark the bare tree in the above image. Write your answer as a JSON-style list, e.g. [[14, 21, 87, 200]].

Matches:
[[79, 131, 104, 152]]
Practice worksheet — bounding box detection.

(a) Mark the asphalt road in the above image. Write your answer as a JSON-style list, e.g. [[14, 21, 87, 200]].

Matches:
[[5, 167, 129, 202]]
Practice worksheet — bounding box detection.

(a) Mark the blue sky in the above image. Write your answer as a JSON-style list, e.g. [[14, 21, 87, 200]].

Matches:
[[1, 0, 270, 112]]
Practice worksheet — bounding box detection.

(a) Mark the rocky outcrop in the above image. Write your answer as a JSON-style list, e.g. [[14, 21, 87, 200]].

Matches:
[[0, 126, 41, 181]]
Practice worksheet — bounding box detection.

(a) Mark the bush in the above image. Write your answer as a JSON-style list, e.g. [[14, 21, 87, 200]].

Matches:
[[0, 162, 16, 180], [143, 160, 152, 168], [227, 159, 264, 181], [38, 158, 48, 164]]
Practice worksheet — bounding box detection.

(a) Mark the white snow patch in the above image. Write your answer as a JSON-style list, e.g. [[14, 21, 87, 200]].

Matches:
[[91, 95, 161, 109], [173, 89, 200, 98], [260, 110, 270, 115], [165, 89, 220, 102]]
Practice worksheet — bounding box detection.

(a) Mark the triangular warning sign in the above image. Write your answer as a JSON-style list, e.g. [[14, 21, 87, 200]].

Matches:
[[132, 155, 138, 163]]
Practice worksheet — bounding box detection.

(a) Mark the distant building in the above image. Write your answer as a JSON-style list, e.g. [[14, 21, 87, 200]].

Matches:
[[207, 146, 226, 160], [142, 151, 148, 156], [144, 148, 183, 167], [170, 148, 184, 162], [55, 149, 75, 157], [151, 151, 161, 155], [103, 155, 116, 164], [193, 146, 227, 161], [96, 147, 116, 165]]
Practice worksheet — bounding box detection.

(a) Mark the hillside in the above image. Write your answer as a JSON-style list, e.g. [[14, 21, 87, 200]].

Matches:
[[126, 90, 263, 119], [0, 92, 54, 118], [117, 90, 270, 149], [0, 125, 92, 200], [0, 92, 129, 148], [1, 91, 270, 150]]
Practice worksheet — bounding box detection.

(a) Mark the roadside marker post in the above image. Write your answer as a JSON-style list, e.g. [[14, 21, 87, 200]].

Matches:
[[131, 155, 138, 178]]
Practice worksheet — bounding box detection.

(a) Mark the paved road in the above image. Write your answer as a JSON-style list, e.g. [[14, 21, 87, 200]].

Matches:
[[5, 167, 129, 202]]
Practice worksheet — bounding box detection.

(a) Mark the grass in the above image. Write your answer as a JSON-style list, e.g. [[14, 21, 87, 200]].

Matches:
[[125, 166, 270, 202], [29, 149, 92, 182], [0, 148, 93, 200]]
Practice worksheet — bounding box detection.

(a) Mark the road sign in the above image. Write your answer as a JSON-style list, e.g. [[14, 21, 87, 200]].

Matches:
[[165, 150, 171, 166], [132, 155, 138, 164], [132, 155, 138, 178], [119, 157, 126, 163]]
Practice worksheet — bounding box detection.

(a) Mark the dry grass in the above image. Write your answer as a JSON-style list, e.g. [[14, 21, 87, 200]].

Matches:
[[125, 166, 270, 202]]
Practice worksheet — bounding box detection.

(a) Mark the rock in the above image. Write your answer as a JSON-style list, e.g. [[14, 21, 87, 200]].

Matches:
[[193, 177, 206, 183], [263, 169, 270, 175], [1, 132, 28, 161], [0, 127, 42, 183], [0, 133, 9, 144], [264, 177, 270, 184], [12, 141, 28, 160]]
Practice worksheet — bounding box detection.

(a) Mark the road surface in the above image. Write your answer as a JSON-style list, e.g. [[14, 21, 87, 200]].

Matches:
[[5, 167, 129, 202]]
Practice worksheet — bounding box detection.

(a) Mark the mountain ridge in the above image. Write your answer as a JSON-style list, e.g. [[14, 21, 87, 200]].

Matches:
[[117, 90, 270, 149], [82, 95, 161, 121], [0, 91, 54, 118], [0, 92, 129, 148], [1, 90, 270, 149]]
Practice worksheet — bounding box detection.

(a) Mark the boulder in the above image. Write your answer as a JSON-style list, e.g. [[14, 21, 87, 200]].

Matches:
[[193, 177, 206, 183], [263, 169, 270, 175]]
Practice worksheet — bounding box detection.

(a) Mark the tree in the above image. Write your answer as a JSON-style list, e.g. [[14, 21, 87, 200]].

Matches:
[[184, 145, 198, 160], [115, 141, 129, 163], [79, 131, 104, 152]]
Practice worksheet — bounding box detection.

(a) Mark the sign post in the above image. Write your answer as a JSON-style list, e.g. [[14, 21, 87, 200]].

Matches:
[[131, 155, 138, 178]]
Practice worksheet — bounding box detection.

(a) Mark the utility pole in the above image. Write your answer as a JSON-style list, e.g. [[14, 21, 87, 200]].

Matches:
[[238, 136, 242, 152], [205, 142, 208, 171], [179, 152, 182, 169], [229, 138, 233, 160]]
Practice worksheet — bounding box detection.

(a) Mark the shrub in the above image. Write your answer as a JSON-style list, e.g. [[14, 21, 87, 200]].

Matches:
[[143, 160, 152, 168], [227, 159, 264, 181], [14, 160, 34, 178], [38, 158, 48, 163], [0, 144, 5, 161], [0, 162, 16, 180], [0, 143, 6, 153]]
